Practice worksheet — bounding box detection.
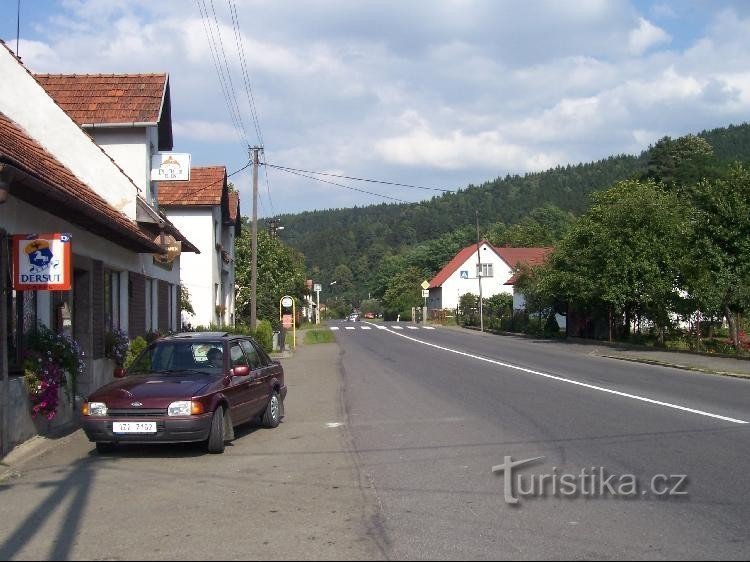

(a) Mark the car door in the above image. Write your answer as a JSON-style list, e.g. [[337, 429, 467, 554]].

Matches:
[[226, 341, 255, 425], [239, 339, 270, 417]]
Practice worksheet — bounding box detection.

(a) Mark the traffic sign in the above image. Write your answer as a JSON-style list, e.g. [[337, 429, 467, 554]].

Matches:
[[421, 280, 430, 290]]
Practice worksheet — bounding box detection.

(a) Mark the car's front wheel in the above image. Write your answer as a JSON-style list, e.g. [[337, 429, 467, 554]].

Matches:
[[262, 391, 282, 428], [207, 407, 226, 454]]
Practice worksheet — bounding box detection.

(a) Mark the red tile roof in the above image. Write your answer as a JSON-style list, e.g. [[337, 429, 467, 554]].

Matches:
[[429, 243, 553, 288], [157, 166, 226, 206], [500, 247, 553, 285], [34, 73, 168, 125], [429, 244, 481, 288], [0, 111, 160, 253]]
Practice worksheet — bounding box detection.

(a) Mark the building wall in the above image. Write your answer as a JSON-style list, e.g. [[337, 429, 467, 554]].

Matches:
[[163, 208, 217, 327], [0, 47, 139, 219], [89, 128, 151, 193]]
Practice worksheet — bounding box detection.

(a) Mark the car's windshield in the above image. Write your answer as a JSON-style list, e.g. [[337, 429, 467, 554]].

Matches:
[[129, 341, 225, 375]]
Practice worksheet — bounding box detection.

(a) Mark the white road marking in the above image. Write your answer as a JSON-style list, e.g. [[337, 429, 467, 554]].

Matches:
[[424, 327, 436, 330], [378, 326, 749, 425], [361, 326, 372, 330], [376, 326, 388, 330], [392, 326, 404, 330], [345, 327, 355, 330], [407, 326, 419, 330], [330, 327, 340, 331], [326, 422, 344, 428]]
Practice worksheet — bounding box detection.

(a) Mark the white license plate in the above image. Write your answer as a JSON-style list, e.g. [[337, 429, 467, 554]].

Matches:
[[113, 421, 157, 434]]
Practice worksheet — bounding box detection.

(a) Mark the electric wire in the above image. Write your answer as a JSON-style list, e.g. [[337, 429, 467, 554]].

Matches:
[[195, 0, 248, 149], [272, 166, 409, 203], [207, 0, 251, 148], [264, 163, 456, 193]]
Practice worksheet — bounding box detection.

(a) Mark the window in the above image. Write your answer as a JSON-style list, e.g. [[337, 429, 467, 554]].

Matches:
[[230, 342, 249, 368], [104, 270, 121, 331], [476, 263, 494, 278], [240, 339, 265, 369]]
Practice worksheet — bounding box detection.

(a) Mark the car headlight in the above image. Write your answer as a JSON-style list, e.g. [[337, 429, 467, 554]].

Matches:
[[85, 402, 108, 416], [168, 401, 192, 416], [168, 401, 204, 416]]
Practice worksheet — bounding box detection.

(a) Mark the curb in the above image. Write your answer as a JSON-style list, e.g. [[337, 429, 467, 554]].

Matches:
[[596, 354, 750, 380], [0, 425, 81, 483]]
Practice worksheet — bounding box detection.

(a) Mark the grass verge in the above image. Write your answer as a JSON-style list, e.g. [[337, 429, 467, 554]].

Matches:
[[304, 329, 336, 345]]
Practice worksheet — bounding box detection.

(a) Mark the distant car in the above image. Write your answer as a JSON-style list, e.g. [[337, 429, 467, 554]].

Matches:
[[347, 313, 360, 322], [364, 312, 375, 319], [81, 332, 286, 454]]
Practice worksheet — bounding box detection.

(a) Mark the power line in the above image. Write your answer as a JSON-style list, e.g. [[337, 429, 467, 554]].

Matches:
[[272, 166, 409, 203], [195, 0, 249, 149], [207, 0, 250, 146], [228, 0, 264, 147], [263, 163, 456, 193]]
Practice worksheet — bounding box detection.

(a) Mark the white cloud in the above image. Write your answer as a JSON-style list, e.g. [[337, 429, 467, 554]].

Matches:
[[172, 120, 242, 144], [628, 17, 671, 55]]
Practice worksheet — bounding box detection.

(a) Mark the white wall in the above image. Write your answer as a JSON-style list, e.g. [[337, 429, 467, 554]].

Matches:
[[437, 243, 515, 310], [89, 127, 151, 194], [0, 47, 140, 219], [164, 208, 217, 327]]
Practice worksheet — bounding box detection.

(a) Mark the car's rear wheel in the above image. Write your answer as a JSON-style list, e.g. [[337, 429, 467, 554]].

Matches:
[[207, 407, 226, 454], [262, 391, 282, 428]]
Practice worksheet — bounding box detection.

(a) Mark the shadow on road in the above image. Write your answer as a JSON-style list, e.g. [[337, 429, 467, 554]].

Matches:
[[0, 457, 94, 560]]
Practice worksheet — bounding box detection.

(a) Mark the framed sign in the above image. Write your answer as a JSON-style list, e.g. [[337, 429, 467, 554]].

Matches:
[[12, 233, 72, 291], [150, 152, 191, 181]]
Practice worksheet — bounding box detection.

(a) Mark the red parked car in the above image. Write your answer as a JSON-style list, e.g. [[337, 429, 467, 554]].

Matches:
[[81, 332, 286, 454]]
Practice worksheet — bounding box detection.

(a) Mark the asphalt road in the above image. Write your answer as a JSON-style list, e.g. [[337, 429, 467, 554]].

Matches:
[[336, 321, 750, 560]]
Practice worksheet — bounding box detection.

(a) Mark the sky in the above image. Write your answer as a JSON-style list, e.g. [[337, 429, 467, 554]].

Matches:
[[2, 0, 750, 217]]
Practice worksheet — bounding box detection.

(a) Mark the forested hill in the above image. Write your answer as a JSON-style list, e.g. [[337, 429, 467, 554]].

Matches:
[[272, 122, 750, 282]]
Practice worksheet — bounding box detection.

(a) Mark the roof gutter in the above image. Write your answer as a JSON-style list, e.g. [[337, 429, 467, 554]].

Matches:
[[81, 122, 158, 129]]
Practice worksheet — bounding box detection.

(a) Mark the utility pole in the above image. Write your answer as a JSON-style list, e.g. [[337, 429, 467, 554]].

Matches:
[[250, 146, 261, 331], [476, 210, 484, 333]]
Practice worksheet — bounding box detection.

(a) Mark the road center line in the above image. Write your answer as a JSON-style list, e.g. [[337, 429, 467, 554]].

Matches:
[[374, 324, 748, 425]]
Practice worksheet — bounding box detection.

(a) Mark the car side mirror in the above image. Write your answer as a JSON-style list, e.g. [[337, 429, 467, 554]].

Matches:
[[114, 367, 126, 379], [232, 365, 251, 378]]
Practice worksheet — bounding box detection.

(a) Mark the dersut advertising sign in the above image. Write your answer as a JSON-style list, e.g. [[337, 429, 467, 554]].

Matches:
[[12, 233, 72, 291]]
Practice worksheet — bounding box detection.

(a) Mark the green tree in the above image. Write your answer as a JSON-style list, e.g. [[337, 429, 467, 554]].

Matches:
[[541, 180, 692, 342], [235, 222, 307, 327], [685, 164, 750, 350], [382, 266, 423, 319]]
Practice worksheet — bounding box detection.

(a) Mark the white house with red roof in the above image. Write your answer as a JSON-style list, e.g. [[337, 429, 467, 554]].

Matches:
[[158, 167, 241, 328], [428, 242, 552, 312]]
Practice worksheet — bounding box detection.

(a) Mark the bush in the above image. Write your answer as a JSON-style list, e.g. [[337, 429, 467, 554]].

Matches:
[[254, 320, 273, 353], [125, 336, 148, 369]]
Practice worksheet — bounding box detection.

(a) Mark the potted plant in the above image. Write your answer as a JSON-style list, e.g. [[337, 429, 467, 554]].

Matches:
[[22, 325, 84, 420], [105, 328, 129, 378]]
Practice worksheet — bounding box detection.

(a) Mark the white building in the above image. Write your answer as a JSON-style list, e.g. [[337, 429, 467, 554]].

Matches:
[[158, 167, 241, 328], [0, 43, 197, 453]]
